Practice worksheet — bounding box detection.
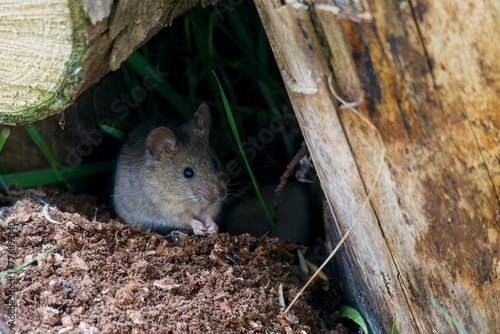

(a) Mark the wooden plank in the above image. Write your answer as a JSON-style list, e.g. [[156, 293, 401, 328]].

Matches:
[[255, 0, 500, 332], [341, 0, 500, 331], [254, 1, 414, 332]]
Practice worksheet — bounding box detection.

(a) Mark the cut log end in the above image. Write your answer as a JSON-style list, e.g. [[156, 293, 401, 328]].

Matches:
[[0, 0, 74, 122], [0, 0, 209, 125]]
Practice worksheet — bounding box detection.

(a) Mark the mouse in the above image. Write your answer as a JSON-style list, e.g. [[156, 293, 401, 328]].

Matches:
[[112, 103, 228, 235]]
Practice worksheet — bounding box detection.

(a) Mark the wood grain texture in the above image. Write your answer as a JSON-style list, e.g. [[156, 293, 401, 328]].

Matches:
[[255, 0, 500, 332], [0, 0, 216, 124], [0, 0, 73, 117]]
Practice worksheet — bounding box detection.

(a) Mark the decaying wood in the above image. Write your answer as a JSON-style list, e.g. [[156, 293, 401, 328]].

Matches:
[[0, 0, 216, 125], [255, 0, 500, 333]]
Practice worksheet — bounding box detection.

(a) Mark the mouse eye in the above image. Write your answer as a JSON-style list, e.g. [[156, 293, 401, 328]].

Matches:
[[183, 167, 195, 179], [212, 159, 219, 169]]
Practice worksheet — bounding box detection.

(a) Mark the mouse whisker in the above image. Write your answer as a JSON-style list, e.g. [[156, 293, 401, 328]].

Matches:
[[226, 181, 252, 187], [225, 191, 247, 200], [109, 191, 141, 198]]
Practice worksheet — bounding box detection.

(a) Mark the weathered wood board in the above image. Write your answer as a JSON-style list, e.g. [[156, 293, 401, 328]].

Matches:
[[255, 0, 500, 332]]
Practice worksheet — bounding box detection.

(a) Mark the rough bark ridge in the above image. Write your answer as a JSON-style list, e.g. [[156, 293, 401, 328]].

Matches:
[[0, 0, 216, 124], [255, 0, 500, 332]]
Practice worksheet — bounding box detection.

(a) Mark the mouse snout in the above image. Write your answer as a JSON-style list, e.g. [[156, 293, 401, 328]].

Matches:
[[203, 184, 226, 204]]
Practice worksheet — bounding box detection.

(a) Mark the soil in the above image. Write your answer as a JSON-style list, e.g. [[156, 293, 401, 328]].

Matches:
[[0, 188, 348, 333]]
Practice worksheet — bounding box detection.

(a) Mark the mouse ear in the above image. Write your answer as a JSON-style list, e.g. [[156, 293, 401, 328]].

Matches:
[[192, 103, 211, 137], [147, 127, 179, 160]]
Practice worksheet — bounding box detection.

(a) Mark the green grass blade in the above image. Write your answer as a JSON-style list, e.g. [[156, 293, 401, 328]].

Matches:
[[212, 70, 277, 237], [2, 161, 115, 188], [111, 119, 136, 132], [0, 245, 57, 278], [121, 63, 145, 116], [427, 296, 469, 334], [207, 10, 218, 59], [121, 63, 134, 90], [184, 16, 193, 54], [0, 176, 13, 204], [0, 128, 13, 203], [257, 25, 270, 68], [101, 125, 127, 142], [238, 65, 289, 102], [0, 128, 10, 152], [226, 7, 254, 59], [255, 80, 293, 157], [25, 124, 72, 190], [340, 305, 369, 334], [391, 318, 396, 334], [25, 124, 58, 164], [125, 52, 192, 119]]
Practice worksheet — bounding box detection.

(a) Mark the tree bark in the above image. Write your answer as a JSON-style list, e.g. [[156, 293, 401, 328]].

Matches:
[[255, 0, 500, 333], [0, 0, 215, 125]]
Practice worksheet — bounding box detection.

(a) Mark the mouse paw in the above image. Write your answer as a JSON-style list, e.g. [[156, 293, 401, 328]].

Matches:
[[190, 217, 219, 235], [204, 216, 219, 234]]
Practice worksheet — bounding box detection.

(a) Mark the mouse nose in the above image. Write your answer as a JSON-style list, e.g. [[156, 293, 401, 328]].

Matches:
[[207, 185, 226, 204]]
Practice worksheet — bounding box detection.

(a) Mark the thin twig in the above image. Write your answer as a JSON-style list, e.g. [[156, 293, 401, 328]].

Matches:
[[285, 75, 386, 313], [272, 141, 308, 222]]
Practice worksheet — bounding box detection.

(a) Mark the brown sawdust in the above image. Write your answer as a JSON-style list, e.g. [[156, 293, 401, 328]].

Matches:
[[0, 188, 347, 333]]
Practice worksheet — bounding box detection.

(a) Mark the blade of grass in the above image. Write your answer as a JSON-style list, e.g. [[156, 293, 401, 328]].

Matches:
[[184, 15, 193, 54], [0, 245, 57, 278], [0, 176, 13, 204], [427, 296, 469, 334], [25, 124, 58, 165], [2, 161, 115, 188], [101, 125, 127, 142], [125, 52, 191, 119], [219, 67, 239, 106], [238, 65, 290, 102], [257, 25, 270, 68], [25, 124, 73, 190], [185, 58, 199, 109], [0, 128, 10, 152], [339, 305, 369, 334], [213, 70, 277, 237], [190, 12, 221, 114], [112, 119, 136, 132], [391, 318, 396, 334], [121, 63, 145, 117], [226, 6, 255, 59], [207, 10, 218, 59], [0, 128, 13, 204], [255, 80, 293, 157]]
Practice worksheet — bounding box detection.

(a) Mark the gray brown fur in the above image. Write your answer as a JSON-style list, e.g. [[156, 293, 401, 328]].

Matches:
[[113, 104, 228, 235]]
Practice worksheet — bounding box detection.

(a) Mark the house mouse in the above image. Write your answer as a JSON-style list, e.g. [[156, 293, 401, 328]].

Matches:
[[113, 103, 228, 235]]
